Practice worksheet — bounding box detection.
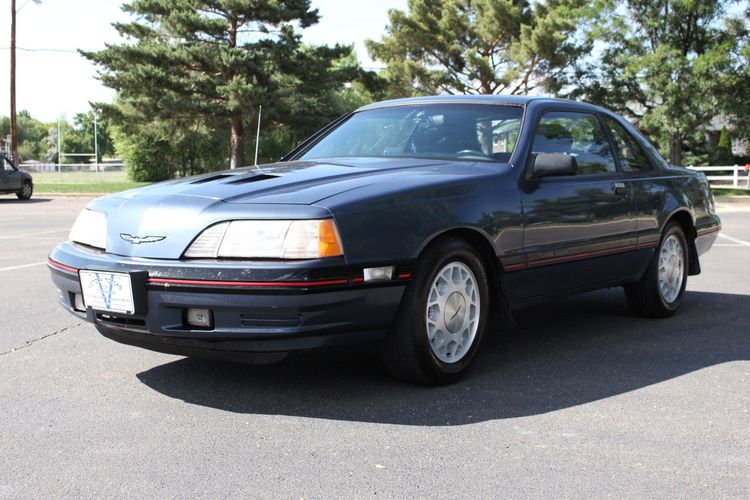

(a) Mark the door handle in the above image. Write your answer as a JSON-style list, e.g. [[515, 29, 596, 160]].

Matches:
[[612, 182, 627, 196]]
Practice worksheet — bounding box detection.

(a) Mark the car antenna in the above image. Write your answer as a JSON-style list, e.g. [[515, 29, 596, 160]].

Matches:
[[253, 105, 264, 175]]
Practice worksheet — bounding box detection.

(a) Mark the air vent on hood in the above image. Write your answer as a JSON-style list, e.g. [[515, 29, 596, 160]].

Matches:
[[227, 174, 279, 184], [191, 174, 235, 184]]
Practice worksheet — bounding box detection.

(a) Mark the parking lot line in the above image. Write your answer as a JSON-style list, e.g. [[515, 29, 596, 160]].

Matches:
[[0, 261, 47, 273], [0, 229, 69, 240], [718, 233, 750, 247]]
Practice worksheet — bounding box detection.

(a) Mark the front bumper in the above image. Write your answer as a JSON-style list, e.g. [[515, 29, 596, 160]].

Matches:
[[49, 242, 410, 360]]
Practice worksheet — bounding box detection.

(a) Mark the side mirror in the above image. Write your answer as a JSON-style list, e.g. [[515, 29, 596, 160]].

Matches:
[[531, 153, 577, 178]]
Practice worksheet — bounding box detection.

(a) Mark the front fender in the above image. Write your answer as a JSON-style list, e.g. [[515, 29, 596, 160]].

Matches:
[[322, 170, 523, 266]]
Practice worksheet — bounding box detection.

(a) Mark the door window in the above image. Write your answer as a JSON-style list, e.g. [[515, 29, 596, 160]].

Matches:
[[532, 111, 616, 174], [604, 116, 652, 171], [2, 157, 16, 172]]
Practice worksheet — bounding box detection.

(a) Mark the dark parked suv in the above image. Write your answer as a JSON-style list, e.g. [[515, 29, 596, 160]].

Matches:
[[0, 154, 33, 200]]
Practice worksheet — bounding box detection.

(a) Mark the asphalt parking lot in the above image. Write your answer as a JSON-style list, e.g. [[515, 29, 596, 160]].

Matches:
[[1, 195, 748, 498]]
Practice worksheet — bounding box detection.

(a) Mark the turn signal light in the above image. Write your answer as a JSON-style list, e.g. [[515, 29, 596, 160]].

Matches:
[[318, 219, 344, 258]]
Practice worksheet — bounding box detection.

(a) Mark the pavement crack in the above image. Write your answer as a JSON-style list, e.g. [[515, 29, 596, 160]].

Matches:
[[0, 323, 82, 357]]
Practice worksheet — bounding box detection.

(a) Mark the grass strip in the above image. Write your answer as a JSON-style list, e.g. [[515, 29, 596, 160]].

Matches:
[[35, 182, 147, 194]]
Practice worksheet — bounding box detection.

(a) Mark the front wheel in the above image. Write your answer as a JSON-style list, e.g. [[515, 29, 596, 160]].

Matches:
[[16, 181, 33, 200], [380, 238, 490, 385], [625, 222, 688, 318]]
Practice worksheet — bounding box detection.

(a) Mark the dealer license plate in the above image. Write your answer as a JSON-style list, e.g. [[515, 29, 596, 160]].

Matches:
[[79, 271, 135, 315]]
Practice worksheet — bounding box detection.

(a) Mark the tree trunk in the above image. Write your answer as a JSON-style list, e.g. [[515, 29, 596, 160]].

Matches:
[[227, 17, 243, 170], [230, 113, 244, 169], [669, 133, 683, 166], [478, 120, 492, 154], [479, 78, 492, 95]]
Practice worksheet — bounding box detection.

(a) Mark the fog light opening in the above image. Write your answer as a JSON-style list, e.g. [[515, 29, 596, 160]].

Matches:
[[185, 308, 213, 329], [363, 266, 395, 282], [73, 293, 85, 312]]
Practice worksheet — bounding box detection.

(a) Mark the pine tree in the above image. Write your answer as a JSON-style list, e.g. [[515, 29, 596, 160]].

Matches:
[[715, 127, 733, 165], [83, 0, 356, 170], [365, 0, 590, 97]]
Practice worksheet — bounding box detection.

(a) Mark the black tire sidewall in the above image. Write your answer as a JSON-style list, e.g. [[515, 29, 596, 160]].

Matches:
[[17, 181, 32, 200], [654, 224, 688, 312], [405, 239, 490, 381]]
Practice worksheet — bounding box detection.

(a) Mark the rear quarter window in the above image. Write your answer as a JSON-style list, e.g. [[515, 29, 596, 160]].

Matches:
[[604, 116, 655, 172]]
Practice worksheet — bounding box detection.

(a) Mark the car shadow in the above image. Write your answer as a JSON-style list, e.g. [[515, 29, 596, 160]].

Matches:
[[136, 289, 749, 425], [0, 197, 52, 204]]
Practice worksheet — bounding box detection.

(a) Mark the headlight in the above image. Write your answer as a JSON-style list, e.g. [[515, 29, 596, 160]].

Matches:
[[69, 209, 107, 250], [184, 219, 344, 259]]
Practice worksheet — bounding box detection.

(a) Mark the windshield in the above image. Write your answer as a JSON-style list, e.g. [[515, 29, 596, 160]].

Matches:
[[300, 104, 524, 163]]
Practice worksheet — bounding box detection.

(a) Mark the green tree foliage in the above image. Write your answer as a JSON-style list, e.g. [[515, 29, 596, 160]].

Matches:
[[0, 111, 114, 164], [55, 112, 115, 164], [713, 13, 750, 141], [83, 0, 359, 175], [366, 0, 589, 97], [570, 0, 746, 165], [73, 111, 115, 163], [714, 126, 734, 165], [112, 113, 228, 181], [0, 111, 50, 161], [15, 111, 49, 161]]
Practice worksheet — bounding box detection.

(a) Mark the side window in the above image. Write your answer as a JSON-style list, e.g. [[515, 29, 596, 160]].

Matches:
[[532, 111, 616, 174], [604, 116, 652, 172], [2, 158, 15, 172]]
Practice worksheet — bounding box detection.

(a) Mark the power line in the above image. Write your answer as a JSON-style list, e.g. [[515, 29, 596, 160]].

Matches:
[[0, 46, 79, 53]]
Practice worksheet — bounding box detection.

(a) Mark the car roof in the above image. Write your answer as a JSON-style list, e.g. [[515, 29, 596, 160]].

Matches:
[[356, 94, 610, 114]]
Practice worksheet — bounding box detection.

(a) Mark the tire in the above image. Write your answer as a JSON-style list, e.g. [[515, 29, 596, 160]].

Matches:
[[380, 237, 490, 385], [16, 181, 33, 200], [625, 222, 688, 318]]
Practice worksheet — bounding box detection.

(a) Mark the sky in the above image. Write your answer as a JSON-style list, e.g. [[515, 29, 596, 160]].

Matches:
[[0, 0, 408, 123]]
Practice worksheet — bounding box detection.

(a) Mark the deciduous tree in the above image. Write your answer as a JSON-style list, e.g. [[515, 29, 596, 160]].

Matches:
[[569, 0, 745, 165]]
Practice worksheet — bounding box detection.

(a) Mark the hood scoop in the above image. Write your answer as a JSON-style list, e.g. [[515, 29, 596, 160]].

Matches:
[[190, 173, 235, 184], [189, 172, 280, 185], [227, 173, 280, 184]]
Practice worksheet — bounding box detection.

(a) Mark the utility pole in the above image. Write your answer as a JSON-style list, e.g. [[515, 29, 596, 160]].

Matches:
[[9, 0, 41, 165], [10, 0, 18, 165], [57, 120, 61, 181]]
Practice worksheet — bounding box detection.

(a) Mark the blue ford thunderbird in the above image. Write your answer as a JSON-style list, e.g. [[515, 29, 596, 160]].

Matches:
[[48, 96, 720, 384]]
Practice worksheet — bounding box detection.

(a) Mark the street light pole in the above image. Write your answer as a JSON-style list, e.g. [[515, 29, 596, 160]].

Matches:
[[10, 0, 18, 165]]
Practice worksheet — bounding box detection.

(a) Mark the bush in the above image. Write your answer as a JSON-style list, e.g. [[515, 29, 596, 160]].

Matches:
[[713, 127, 733, 165]]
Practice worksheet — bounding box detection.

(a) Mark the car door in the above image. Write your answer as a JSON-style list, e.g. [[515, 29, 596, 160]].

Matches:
[[602, 114, 666, 251], [512, 109, 638, 300], [1, 157, 22, 191], [0, 159, 8, 191]]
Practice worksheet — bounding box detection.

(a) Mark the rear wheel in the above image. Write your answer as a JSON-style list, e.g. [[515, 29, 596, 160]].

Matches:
[[380, 237, 489, 385], [16, 180, 32, 200], [625, 222, 688, 318]]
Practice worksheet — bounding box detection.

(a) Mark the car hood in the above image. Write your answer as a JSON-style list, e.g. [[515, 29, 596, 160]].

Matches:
[[113, 157, 487, 205], [90, 158, 508, 259]]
